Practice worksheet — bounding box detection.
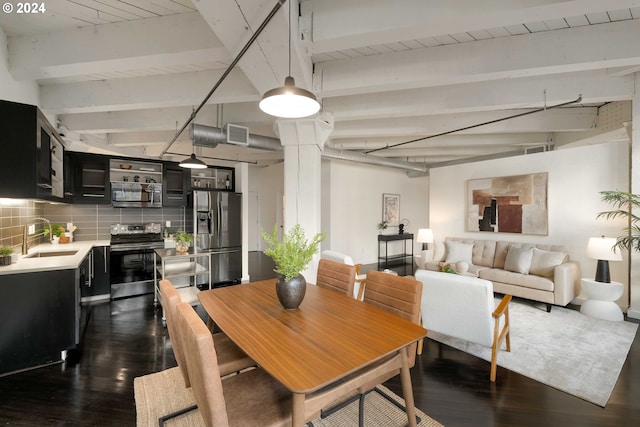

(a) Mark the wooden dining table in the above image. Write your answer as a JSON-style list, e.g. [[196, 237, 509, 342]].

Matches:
[[198, 278, 427, 426]]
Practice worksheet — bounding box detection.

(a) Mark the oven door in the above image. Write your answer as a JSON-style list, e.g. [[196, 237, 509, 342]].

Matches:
[[109, 247, 156, 299]]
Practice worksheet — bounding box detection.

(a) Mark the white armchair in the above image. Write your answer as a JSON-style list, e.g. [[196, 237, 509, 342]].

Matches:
[[415, 269, 511, 382], [321, 250, 367, 300]]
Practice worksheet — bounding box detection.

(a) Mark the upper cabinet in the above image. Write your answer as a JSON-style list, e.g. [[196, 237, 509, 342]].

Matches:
[[163, 162, 189, 206], [0, 100, 65, 201], [68, 152, 110, 204]]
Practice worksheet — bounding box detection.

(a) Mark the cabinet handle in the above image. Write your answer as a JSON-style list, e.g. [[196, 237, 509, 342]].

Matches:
[[167, 196, 182, 199], [82, 194, 104, 198], [104, 247, 107, 274], [38, 183, 53, 189]]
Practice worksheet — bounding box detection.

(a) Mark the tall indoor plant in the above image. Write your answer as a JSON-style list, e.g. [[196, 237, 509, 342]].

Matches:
[[597, 191, 640, 253], [261, 224, 326, 309]]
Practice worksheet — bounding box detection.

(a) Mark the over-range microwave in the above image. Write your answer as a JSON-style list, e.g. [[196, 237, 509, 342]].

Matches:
[[111, 182, 162, 208]]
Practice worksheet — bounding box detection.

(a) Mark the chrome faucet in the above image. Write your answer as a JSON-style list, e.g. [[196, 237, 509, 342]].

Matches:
[[22, 217, 52, 255]]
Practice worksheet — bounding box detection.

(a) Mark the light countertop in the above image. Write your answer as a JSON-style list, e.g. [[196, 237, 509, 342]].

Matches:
[[0, 240, 111, 276]]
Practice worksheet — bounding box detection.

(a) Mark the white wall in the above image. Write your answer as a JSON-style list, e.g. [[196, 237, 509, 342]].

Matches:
[[248, 162, 284, 251], [323, 159, 429, 265], [0, 28, 38, 105], [430, 141, 630, 305]]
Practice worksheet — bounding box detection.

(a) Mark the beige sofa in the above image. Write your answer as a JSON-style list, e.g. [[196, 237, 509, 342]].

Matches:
[[424, 237, 581, 311]]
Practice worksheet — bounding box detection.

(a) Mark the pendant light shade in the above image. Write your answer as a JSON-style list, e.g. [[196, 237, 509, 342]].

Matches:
[[259, 76, 320, 118], [179, 153, 207, 169]]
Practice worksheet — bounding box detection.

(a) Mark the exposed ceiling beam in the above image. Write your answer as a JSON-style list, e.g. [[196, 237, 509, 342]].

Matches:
[[314, 19, 640, 97], [309, 0, 640, 54], [40, 69, 257, 113], [322, 70, 633, 120], [8, 12, 226, 80]]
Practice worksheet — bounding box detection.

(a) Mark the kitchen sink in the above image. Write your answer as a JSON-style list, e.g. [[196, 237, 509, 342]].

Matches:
[[25, 250, 78, 258]]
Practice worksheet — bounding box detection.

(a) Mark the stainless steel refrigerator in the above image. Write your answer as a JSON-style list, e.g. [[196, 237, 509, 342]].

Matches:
[[193, 190, 242, 286]]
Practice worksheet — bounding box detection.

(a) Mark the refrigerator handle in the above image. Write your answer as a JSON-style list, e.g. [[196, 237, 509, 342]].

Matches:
[[217, 196, 222, 244], [208, 211, 213, 235]]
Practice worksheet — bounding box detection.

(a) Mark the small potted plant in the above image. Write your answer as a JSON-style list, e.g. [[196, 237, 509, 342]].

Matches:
[[377, 220, 388, 234], [261, 224, 326, 309], [174, 230, 193, 254], [44, 224, 66, 244], [0, 246, 13, 266]]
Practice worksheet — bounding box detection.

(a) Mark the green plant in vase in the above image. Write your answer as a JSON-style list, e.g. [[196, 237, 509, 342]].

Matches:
[[174, 230, 193, 254], [261, 224, 326, 309], [44, 224, 65, 243], [0, 245, 13, 266]]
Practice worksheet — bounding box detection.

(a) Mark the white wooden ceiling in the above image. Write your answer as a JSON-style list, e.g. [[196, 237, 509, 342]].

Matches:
[[1, 0, 639, 169]]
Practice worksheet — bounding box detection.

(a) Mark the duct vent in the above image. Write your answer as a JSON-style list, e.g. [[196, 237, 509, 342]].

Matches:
[[225, 124, 249, 146]]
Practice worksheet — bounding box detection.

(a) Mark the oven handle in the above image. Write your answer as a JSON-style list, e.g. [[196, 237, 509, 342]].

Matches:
[[110, 244, 163, 252]]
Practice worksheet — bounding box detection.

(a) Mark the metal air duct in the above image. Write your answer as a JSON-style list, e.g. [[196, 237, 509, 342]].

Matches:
[[189, 124, 428, 174]]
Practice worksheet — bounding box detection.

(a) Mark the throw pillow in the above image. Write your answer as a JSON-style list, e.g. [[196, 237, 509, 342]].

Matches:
[[504, 245, 534, 275], [529, 247, 567, 277], [445, 241, 473, 265]]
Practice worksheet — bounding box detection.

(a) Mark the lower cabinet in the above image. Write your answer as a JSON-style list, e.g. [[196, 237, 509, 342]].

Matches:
[[0, 269, 78, 376], [80, 246, 111, 303]]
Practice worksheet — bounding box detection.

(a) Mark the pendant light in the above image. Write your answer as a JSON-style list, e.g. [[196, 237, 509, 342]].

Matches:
[[259, 0, 320, 118], [179, 153, 207, 169]]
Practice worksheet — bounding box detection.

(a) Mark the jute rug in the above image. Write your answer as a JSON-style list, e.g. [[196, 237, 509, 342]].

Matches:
[[134, 367, 443, 426], [428, 298, 638, 407]]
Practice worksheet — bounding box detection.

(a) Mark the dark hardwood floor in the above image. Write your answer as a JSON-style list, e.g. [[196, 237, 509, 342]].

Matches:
[[1, 253, 639, 426]]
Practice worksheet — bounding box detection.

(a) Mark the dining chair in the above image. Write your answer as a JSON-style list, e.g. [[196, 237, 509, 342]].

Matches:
[[160, 279, 256, 379], [316, 258, 356, 297], [357, 270, 423, 424], [174, 301, 293, 426], [321, 250, 367, 300]]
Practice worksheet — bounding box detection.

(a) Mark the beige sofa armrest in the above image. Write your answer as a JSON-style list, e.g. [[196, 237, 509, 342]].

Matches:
[[552, 261, 581, 306]]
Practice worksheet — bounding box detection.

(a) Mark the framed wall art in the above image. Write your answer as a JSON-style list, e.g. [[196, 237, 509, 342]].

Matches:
[[466, 173, 548, 235], [382, 193, 400, 226]]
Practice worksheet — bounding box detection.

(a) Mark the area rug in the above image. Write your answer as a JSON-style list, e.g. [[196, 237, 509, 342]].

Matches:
[[427, 298, 638, 407], [135, 368, 443, 426]]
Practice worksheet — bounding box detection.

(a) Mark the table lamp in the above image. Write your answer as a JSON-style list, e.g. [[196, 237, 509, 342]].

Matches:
[[586, 236, 622, 283], [416, 229, 434, 268]]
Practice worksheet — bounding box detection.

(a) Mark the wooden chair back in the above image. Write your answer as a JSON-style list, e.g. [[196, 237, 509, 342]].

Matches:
[[316, 258, 356, 297], [175, 302, 228, 427], [363, 271, 423, 366], [159, 279, 190, 388]]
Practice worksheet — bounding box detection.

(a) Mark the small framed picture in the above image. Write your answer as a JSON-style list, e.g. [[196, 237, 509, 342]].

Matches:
[[382, 193, 400, 226]]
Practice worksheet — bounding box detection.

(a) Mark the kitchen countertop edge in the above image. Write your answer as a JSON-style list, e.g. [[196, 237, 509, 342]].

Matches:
[[0, 240, 111, 276]]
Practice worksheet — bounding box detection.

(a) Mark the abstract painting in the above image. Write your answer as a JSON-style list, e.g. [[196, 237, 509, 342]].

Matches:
[[382, 193, 400, 226], [466, 173, 548, 235]]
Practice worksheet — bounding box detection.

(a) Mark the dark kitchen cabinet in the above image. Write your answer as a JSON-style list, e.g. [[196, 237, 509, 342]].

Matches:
[[0, 99, 65, 201], [68, 152, 110, 204], [0, 269, 79, 376], [163, 162, 189, 206], [80, 246, 111, 302]]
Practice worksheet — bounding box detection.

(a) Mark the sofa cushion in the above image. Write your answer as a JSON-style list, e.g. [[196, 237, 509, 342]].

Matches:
[[504, 245, 534, 274], [479, 268, 555, 292], [529, 247, 568, 278], [445, 241, 474, 265]]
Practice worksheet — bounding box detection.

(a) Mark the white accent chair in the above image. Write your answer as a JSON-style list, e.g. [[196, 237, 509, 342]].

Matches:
[[321, 250, 367, 300], [415, 269, 512, 382]]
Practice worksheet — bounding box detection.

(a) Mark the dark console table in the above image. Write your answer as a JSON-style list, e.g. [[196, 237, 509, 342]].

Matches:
[[377, 233, 414, 275]]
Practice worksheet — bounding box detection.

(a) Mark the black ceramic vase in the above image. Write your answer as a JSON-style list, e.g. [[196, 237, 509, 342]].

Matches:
[[275, 274, 306, 309]]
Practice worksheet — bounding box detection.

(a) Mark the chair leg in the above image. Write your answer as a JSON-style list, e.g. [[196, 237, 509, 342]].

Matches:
[[417, 338, 424, 355]]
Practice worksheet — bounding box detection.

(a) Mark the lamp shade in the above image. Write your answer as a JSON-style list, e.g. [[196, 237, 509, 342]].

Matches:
[[586, 236, 623, 261], [179, 153, 207, 169], [416, 228, 434, 244], [259, 76, 321, 118]]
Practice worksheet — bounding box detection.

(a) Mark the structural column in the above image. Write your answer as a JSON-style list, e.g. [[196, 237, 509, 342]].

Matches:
[[628, 72, 640, 320], [275, 113, 334, 282]]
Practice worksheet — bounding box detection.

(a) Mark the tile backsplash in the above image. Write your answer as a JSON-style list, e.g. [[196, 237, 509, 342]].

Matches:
[[0, 199, 45, 251], [0, 199, 189, 251]]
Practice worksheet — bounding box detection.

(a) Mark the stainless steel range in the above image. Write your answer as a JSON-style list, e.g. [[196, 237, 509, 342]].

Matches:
[[110, 223, 163, 299]]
